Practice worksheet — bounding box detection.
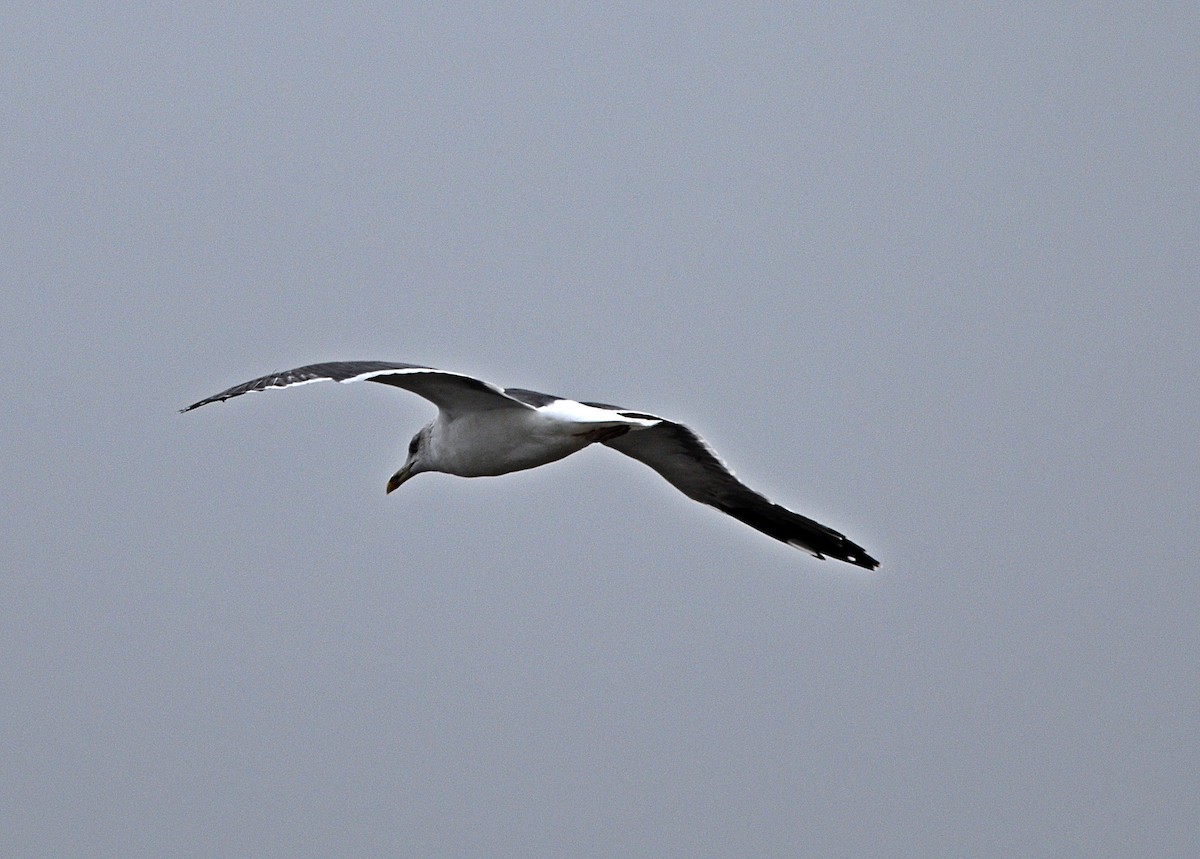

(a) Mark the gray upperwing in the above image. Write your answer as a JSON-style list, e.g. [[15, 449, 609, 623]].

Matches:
[[594, 413, 880, 569], [597, 418, 752, 507], [182, 360, 532, 417]]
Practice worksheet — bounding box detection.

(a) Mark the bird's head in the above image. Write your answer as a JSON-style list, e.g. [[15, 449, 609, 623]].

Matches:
[[386, 424, 432, 493]]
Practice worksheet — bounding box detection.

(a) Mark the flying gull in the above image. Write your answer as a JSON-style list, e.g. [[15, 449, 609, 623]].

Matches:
[[182, 361, 879, 569]]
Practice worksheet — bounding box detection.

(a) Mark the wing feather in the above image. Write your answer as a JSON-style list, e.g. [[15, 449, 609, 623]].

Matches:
[[181, 361, 531, 417], [588, 407, 879, 570]]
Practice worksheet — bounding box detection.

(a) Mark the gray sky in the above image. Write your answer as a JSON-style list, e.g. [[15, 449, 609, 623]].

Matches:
[[3, 4, 1197, 856]]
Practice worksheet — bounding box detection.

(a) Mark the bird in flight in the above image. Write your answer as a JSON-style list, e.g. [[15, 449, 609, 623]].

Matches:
[[182, 361, 879, 569]]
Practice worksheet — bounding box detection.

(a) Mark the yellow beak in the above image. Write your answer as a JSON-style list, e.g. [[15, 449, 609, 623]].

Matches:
[[386, 464, 414, 494]]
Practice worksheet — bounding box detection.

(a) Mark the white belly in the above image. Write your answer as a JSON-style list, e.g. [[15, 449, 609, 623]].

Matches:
[[430, 404, 646, 477]]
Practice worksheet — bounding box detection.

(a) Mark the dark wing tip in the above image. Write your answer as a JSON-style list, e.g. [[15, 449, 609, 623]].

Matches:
[[720, 500, 879, 570], [180, 387, 258, 412], [802, 531, 880, 570], [844, 550, 880, 571], [797, 535, 879, 570], [179, 397, 221, 413]]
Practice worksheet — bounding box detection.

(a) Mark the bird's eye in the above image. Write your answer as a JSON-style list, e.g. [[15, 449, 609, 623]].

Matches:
[[408, 437, 420, 456]]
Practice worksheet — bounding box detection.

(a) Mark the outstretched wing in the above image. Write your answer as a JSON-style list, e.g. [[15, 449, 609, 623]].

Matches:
[[585, 402, 879, 569], [181, 361, 533, 418]]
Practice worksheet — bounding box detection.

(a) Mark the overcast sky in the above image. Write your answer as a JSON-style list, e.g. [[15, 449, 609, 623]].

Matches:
[[3, 4, 1197, 856]]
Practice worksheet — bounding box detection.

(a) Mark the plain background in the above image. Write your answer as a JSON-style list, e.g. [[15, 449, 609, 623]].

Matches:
[[3, 4, 1197, 856]]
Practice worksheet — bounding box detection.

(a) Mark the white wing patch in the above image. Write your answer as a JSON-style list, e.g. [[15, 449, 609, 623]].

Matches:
[[536, 398, 661, 427], [342, 366, 507, 396]]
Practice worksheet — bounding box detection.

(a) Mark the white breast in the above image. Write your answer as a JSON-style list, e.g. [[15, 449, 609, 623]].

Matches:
[[428, 399, 656, 477]]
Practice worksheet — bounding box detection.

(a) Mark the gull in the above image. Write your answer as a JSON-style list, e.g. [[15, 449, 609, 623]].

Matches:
[[182, 361, 879, 568]]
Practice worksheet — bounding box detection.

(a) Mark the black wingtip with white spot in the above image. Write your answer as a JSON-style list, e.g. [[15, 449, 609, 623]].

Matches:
[[720, 500, 879, 570]]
